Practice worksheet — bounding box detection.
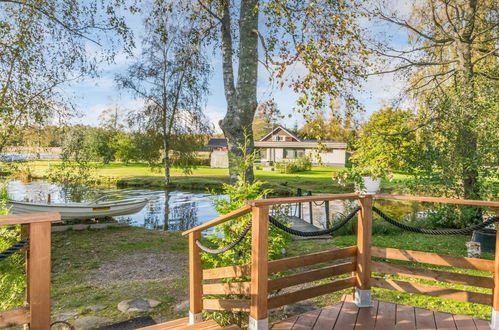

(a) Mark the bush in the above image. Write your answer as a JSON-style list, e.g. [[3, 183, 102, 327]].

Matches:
[[276, 155, 312, 173]]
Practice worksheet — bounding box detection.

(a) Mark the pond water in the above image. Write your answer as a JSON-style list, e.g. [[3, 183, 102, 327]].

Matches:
[[6, 180, 425, 234]]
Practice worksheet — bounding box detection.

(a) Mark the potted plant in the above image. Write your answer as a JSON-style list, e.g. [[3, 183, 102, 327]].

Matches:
[[333, 160, 391, 194]]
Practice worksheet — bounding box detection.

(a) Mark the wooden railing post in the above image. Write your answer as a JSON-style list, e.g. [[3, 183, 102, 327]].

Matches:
[[491, 222, 499, 329], [249, 206, 269, 330], [354, 194, 373, 307], [28, 222, 52, 330], [188, 231, 203, 324]]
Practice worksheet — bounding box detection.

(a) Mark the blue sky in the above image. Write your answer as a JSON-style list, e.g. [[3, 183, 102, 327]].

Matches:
[[68, 1, 411, 133]]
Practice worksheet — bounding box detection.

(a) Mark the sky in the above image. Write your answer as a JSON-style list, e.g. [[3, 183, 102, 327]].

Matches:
[[67, 1, 412, 133]]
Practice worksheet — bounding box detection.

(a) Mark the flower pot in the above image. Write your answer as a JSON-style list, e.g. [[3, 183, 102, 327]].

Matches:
[[362, 176, 381, 194], [471, 229, 496, 253]]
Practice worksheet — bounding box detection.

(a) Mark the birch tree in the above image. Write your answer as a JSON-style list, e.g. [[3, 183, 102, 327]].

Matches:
[[193, 0, 368, 183], [117, 1, 211, 185]]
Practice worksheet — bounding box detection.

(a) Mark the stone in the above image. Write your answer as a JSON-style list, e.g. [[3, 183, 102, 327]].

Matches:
[[118, 298, 161, 313], [73, 316, 111, 329], [55, 311, 78, 322], [174, 300, 189, 312], [89, 224, 109, 230], [72, 224, 89, 231], [88, 304, 107, 312]]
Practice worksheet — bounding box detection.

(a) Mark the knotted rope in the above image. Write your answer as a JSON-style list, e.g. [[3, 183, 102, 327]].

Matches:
[[0, 238, 29, 262], [373, 206, 499, 235], [196, 220, 253, 254]]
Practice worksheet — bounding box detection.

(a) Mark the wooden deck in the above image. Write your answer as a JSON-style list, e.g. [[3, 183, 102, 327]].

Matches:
[[270, 295, 490, 330]]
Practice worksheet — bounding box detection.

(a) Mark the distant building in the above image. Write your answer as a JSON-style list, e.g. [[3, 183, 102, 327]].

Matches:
[[206, 126, 347, 168]]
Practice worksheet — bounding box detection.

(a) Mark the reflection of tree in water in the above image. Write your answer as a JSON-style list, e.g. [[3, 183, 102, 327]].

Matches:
[[143, 195, 163, 230], [168, 197, 199, 231]]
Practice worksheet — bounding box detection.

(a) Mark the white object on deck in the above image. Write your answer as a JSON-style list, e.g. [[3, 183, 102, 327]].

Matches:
[[189, 312, 203, 325], [354, 288, 372, 307], [7, 198, 148, 220], [249, 316, 268, 330], [491, 308, 499, 329]]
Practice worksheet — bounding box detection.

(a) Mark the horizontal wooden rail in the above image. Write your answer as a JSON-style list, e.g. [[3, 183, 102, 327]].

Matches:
[[203, 282, 251, 295], [0, 212, 61, 225], [372, 277, 493, 305], [371, 246, 494, 272], [247, 193, 358, 207], [372, 261, 493, 289], [268, 246, 357, 274], [374, 194, 499, 208], [202, 246, 357, 280], [268, 277, 356, 309], [182, 205, 251, 236], [0, 308, 30, 328], [203, 299, 250, 312], [268, 261, 356, 291]]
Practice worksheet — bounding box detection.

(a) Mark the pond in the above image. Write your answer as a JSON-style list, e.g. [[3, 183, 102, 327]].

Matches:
[[6, 180, 426, 234]]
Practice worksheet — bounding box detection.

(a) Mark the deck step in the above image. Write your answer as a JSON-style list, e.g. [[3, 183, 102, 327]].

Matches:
[[137, 318, 240, 330]]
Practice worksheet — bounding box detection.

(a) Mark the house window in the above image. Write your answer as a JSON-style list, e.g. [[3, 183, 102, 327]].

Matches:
[[272, 135, 286, 141], [283, 149, 305, 159]]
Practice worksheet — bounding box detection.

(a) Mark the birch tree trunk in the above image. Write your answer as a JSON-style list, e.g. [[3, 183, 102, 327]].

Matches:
[[219, 0, 259, 184]]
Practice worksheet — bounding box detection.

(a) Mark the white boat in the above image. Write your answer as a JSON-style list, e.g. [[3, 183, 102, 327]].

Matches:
[[7, 198, 149, 220]]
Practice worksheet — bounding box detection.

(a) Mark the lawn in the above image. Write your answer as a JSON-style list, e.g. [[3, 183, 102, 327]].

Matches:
[[2, 226, 492, 326], [23, 160, 410, 195]]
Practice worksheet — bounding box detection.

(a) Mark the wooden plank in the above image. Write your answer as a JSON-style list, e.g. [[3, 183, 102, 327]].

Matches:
[[374, 301, 396, 330], [333, 295, 358, 330], [202, 247, 356, 280], [185, 320, 220, 329], [202, 264, 251, 280], [0, 308, 30, 328], [247, 193, 359, 207], [202, 299, 250, 312], [202, 281, 251, 295], [473, 318, 490, 330], [414, 307, 436, 330], [28, 222, 52, 330], [250, 206, 269, 321], [189, 232, 203, 319], [371, 247, 494, 272], [356, 195, 372, 289], [372, 278, 493, 305], [394, 304, 415, 330], [268, 262, 356, 291], [433, 312, 457, 330], [374, 194, 499, 208], [0, 212, 60, 225], [312, 303, 343, 330], [292, 309, 321, 329], [355, 299, 379, 329], [268, 277, 356, 309], [493, 220, 499, 311], [371, 261, 493, 288], [272, 315, 299, 330], [182, 206, 251, 236], [269, 246, 357, 274], [452, 314, 476, 330], [137, 317, 188, 329]]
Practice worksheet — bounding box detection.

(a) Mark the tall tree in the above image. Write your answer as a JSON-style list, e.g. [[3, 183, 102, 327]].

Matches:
[[371, 0, 498, 201], [117, 0, 211, 185], [252, 99, 281, 140], [0, 0, 134, 152], [193, 0, 368, 183]]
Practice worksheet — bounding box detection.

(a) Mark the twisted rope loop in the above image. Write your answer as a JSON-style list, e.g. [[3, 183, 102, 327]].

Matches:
[[0, 238, 29, 262], [372, 206, 499, 235], [269, 207, 360, 237], [196, 220, 253, 254]]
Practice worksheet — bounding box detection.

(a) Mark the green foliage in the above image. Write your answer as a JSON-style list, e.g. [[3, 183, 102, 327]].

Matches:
[[275, 156, 312, 174]]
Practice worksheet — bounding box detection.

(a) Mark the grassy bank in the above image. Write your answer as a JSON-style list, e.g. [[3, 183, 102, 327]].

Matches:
[[22, 161, 409, 194], [1, 225, 492, 326]]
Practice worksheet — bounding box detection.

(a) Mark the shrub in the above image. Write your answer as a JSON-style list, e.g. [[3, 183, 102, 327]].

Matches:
[[276, 155, 312, 173]]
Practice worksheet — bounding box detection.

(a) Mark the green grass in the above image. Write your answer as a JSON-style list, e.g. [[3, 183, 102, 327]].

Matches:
[[23, 160, 410, 194]]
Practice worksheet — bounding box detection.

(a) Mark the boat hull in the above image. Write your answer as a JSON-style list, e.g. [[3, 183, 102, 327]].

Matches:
[[7, 199, 149, 220]]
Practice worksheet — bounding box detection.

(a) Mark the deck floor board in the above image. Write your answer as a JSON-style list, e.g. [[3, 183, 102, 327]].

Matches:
[[270, 295, 488, 330]]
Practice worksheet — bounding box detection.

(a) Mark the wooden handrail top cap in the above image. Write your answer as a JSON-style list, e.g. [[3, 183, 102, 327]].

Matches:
[[247, 193, 359, 207], [0, 212, 61, 225], [375, 194, 499, 208]]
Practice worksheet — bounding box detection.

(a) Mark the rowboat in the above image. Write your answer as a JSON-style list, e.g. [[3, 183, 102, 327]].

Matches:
[[7, 198, 149, 220]]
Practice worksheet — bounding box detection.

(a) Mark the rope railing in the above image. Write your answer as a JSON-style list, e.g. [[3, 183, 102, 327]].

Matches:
[[373, 206, 499, 235], [0, 238, 29, 262], [196, 221, 253, 254], [269, 207, 360, 237]]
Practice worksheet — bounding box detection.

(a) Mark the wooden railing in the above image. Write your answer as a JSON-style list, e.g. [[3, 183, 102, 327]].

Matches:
[[182, 193, 499, 330], [0, 212, 61, 329]]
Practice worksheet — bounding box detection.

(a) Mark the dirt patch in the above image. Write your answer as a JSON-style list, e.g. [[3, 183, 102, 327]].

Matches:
[[88, 252, 187, 285]]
